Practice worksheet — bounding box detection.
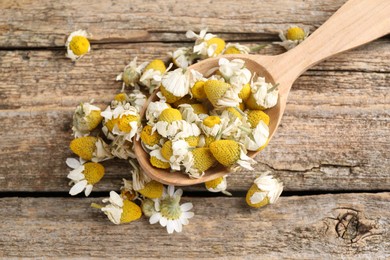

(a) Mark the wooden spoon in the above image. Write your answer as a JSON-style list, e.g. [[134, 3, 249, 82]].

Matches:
[[135, 0, 390, 186]]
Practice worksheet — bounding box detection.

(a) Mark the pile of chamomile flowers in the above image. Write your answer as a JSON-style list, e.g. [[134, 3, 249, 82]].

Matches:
[[65, 27, 308, 233]]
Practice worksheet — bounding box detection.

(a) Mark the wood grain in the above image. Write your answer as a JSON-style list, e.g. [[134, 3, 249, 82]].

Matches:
[[0, 42, 389, 192], [0, 193, 389, 258], [0, 0, 348, 47]]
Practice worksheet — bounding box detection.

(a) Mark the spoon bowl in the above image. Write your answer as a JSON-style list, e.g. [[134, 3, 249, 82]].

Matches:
[[135, 0, 390, 185]]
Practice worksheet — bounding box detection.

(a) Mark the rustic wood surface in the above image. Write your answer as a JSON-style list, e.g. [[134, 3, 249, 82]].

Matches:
[[0, 0, 389, 258]]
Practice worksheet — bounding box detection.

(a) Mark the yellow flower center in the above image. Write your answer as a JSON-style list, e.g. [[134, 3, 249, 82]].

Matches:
[[286, 27, 306, 41], [144, 59, 166, 74], [160, 140, 173, 161], [118, 114, 139, 133], [69, 36, 90, 56], [160, 196, 182, 220], [226, 107, 243, 120], [192, 148, 216, 172], [246, 184, 270, 208], [114, 93, 128, 102], [203, 116, 221, 127], [239, 102, 246, 111], [150, 156, 171, 169], [191, 81, 207, 99], [224, 46, 240, 54], [246, 110, 270, 128], [238, 83, 251, 101], [120, 200, 142, 223], [185, 136, 200, 147], [86, 110, 103, 130], [69, 136, 97, 161], [204, 80, 231, 107], [245, 93, 266, 110], [158, 108, 182, 123], [105, 118, 119, 132], [209, 140, 240, 167], [205, 176, 224, 189], [205, 37, 226, 56], [160, 85, 182, 104], [190, 103, 208, 114], [83, 162, 105, 185], [204, 136, 215, 147], [140, 125, 161, 146], [137, 180, 164, 199]]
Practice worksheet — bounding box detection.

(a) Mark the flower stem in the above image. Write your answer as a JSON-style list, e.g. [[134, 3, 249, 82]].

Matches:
[[91, 203, 103, 209], [267, 83, 279, 93]]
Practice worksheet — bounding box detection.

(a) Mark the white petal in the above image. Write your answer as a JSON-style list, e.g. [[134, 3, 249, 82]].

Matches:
[[84, 184, 93, 196], [67, 167, 85, 181], [174, 188, 183, 198], [159, 216, 168, 227], [180, 202, 193, 212], [167, 221, 175, 234], [181, 211, 195, 219], [250, 191, 267, 204], [149, 213, 161, 224], [66, 158, 81, 169], [69, 180, 88, 196], [174, 219, 182, 233], [180, 216, 189, 225], [168, 185, 175, 197], [109, 191, 124, 207]]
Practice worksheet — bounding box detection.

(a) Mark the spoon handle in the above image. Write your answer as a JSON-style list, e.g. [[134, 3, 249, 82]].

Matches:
[[265, 0, 390, 88]]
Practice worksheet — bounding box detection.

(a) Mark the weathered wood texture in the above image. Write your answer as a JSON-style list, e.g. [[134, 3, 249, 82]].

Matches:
[[0, 40, 389, 192], [0, 193, 389, 258], [0, 0, 349, 47]]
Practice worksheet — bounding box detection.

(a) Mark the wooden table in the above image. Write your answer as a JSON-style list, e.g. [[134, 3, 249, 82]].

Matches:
[[1, 0, 389, 258]]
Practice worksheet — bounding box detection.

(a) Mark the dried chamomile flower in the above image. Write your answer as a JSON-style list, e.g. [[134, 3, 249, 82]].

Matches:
[[246, 77, 279, 110], [201, 115, 224, 137], [160, 68, 191, 103], [140, 124, 162, 150], [149, 185, 194, 234], [98, 191, 142, 224], [178, 103, 208, 123], [246, 172, 283, 208], [150, 148, 171, 169], [205, 176, 232, 196], [240, 120, 269, 151], [116, 57, 148, 89], [246, 109, 270, 128], [65, 30, 91, 61], [186, 28, 225, 58], [204, 79, 241, 109], [161, 139, 193, 172], [218, 58, 252, 88], [70, 136, 112, 162], [169, 47, 196, 69], [72, 102, 103, 137], [129, 160, 152, 191], [136, 180, 164, 199], [209, 140, 256, 170], [141, 198, 158, 217], [120, 178, 138, 201], [109, 135, 135, 159], [101, 102, 140, 141], [186, 147, 216, 178], [66, 158, 104, 196], [275, 25, 310, 50], [127, 89, 147, 112], [223, 43, 250, 54], [140, 59, 167, 93], [145, 100, 171, 124]]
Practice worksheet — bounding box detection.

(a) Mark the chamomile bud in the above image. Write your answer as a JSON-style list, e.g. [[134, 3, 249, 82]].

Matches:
[[205, 176, 232, 196], [150, 149, 171, 169], [190, 81, 207, 100], [69, 136, 112, 162], [275, 25, 310, 50], [160, 68, 190, 103], [246, 172, 283, 208], [187, 28, 225, 58], [246, 77, 278, 110], [201, 116, 223, 137], [116, 57, 147, 88], [190, 147, 216, 173], [65, 30, 91, 61], [142, 198, 158, 217], [223, 43, 250, 54], [204, 79, 241, 108], [246, 110, 270, 128], [141, 125, 162, 149], [100, 191, 142, 224], [137, 180, 164, 199], [140, 59, 167, 93], [72, 103, 103, 137]]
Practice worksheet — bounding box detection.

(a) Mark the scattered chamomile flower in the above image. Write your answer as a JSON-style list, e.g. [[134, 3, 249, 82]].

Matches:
[[205, 176, 232, 196], [116, 57, 148, 90], [69, 136, 112, 162], [178, 103, 208, 123], [66, 157, 105, 196], [136, 180, 164, 199], [149, 185, 194, 234], [140, 59, 168, 93], [160, 68, 191, 103], [169, 47, 196, 69], [209, 140, 256, 170], [72, 102, 103, 137], [129, 160, 152, 191], [246, 172, 283, 208], [275, 25, 310, 50], [141, 198, 158, 217], [65, 30, 91, 61], [223, 43, 251, 54], [97, 191, 142, 224], [186, 28, 225, 58], [204, 79, 241, 108], [246, 77, 279, 110]]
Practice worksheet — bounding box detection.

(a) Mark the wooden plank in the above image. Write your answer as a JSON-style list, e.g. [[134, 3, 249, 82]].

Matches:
[[0, 0, 348, 47], [0, 193, 389, 258], [0, 43, 389, 192]]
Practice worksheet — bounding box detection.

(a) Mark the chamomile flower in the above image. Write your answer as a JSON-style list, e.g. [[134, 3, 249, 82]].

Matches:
[[209, 140, 256, 170], [186, 147, 216, 178], [178, 103, 208, 123], [66, 158, 104, 196], [241, 120, 269, 151], [186, 28, 225, 58], [218, 58, 252, 88], [72, 102, 103, 137], [246, 172, 283, 208], [116, 57, 148, 89], [140, 124, 163, 150], [204, 79, 241, 108], [127, 89, 147, 112], [140, 59, 167, 93], [150, 148, 171, 169], [145, 100, 171, 124], [136, 180, 164, 199], [246, 109, 270, 128], [246, 77, 279, 110], [65, 30, 91, 61], [161, 139, 192, 172], [69, 136, 112, 162], [205, 176, 232, 196], [160, 68, 191, 103], [275, 26, 310, 50], [129, 160, 152, 191], [169, 47, 196, 69], [101, 102, 140, 141], [201, 115, 224, 137], [100, 191, 142, 224], [149, 185, 194, 234], [223, 43, 250, 54], [120, 178, 138, 201], [141, 198, 158, 217]]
